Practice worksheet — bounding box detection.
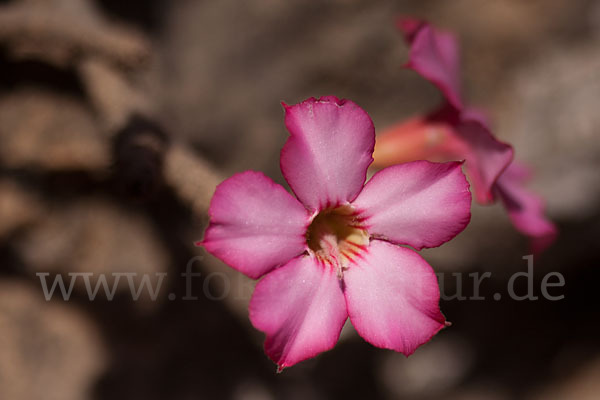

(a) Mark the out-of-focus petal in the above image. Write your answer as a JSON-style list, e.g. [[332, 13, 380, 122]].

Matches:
[[398, 18, 463, 110], [394, 19, 513, 202], [372, 117, 466, 167], [249, 255, 348, 369], [344, 240, 446, 355], [352, 160, 471, 250], [200, 171, 310, 279], [397, 18, 424, 42], [372, 106, 512, 205], [461, 107, 491, 127], [280, 96, 375, 211], [494, 162, 558, 253], [455, 112, 514, 204]]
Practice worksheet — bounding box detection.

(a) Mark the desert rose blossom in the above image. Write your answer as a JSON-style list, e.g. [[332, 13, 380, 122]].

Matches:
[[199, 96, 471, 369], [372, 18, 557, 252], [494, 162, 558, 253]]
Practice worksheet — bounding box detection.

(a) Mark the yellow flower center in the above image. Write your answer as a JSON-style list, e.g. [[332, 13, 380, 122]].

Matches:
[[306, 205, 369, 277]]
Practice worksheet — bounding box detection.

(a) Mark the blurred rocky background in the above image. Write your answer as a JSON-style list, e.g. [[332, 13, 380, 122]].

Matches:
[[0, 0, 599, 399]]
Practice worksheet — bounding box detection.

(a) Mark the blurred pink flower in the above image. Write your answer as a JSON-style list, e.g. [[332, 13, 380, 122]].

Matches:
[[373, 18, 557, 252], [199, 96, 471, 369], [494, 162, 558, 254]]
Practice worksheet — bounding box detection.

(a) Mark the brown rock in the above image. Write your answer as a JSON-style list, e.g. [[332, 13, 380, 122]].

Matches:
[[0, 89, 110, 172], [0, 280, 106, 400], [0, 179, 41, 239], [15, 199, 170, 305]]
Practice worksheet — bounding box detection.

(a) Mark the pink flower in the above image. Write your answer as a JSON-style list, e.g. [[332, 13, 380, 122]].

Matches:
[[495, 162, 558, 253], [199, 96, 471, 369], [373, 18, 557, 252]]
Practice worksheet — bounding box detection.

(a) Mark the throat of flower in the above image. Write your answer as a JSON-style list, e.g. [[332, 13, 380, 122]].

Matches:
[[306, 205, 369, 278]]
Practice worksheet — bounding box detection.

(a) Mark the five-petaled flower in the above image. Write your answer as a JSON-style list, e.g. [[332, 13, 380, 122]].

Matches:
[[198, 96, 471, 369], [372, 18, 557, 253]]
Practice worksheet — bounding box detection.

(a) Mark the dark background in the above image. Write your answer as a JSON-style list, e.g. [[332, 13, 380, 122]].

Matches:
[[0, 0, 599, 399]]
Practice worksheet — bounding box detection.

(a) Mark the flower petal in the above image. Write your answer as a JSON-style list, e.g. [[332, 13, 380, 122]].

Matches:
[[456, 110, 514, 204], [395, 19, 513, 203], [200, 171, 309, 279], [249, 255, 348, 369], [344, 240, 446, 355], [372, 106, 512, 205], [494, 162, 557, 253], [372, 116, 467, 167], [398, 18, 463, 110], [352, 160, 471, 250], [280, 96, 375, 211]]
